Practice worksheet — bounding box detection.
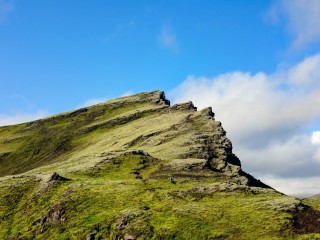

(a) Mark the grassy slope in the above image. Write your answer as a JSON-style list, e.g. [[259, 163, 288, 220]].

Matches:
[[0, 90, 320, 239]]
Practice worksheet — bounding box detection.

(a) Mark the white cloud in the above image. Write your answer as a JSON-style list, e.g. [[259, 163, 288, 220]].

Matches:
[[121, 90, 133, 97], [0, 111, 49, 127], [312, 131, 320, 145], [237, 134, 319, 178], [267, 0, 320, 49], [311, 131, 320, 162], [76, 98, 109, 109], [158, 25, 179, 52], [0, 0, 14, 23], [170, 53, 320, 196], [288, 54, 320, 86], [261, 175, 320, 197]]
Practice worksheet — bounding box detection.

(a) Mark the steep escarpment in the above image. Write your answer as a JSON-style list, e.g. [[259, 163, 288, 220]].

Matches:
[[0, 90, 320, 239]]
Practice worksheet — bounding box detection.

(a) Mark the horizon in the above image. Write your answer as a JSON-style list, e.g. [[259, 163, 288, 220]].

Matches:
[[1, 0, 320, 196]]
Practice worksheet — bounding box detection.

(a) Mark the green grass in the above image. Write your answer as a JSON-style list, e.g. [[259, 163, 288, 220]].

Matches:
[[0, 152, 316, 239], [0, 156, 290, 239], [0, 94, 160, 177]]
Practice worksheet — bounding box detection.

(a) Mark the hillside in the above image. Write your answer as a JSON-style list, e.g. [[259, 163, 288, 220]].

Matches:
[[0, 90, 320, 239]]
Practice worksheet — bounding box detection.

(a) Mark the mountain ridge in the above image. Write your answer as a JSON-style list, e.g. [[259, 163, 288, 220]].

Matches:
[[0, 90, 320, 239]]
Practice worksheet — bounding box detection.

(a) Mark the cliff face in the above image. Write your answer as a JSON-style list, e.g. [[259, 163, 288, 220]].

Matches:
[[0, 90, 320, 239]]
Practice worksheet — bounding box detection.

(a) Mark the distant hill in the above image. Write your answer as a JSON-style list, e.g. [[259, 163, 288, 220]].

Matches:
[[0, 90, 320, 239], [309, 194, 320, 199]]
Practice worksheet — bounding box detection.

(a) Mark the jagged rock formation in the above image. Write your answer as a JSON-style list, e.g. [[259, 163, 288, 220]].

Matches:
[[0, 90, 320, 239]]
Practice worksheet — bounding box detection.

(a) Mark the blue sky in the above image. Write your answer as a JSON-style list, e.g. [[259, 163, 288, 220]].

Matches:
[[1, 0, 290, 113], [1, 0, 320, 196]]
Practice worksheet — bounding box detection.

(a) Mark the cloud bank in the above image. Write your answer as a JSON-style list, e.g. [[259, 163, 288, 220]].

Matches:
[[170, 53, 320, 196]]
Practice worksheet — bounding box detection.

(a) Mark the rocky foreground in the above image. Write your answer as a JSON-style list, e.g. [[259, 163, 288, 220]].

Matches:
[[0, 91, 320, 239]]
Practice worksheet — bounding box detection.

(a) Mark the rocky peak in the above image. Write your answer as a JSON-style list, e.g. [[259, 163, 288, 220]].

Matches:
[[2, 90, 320, 240]]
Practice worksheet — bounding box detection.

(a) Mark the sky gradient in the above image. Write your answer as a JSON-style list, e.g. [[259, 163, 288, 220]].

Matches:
[[1, 0, 320, 196]]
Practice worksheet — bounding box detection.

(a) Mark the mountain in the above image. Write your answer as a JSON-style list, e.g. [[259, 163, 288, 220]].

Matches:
[[0, 90, 320, 239], [309, 194, 320, 199]]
